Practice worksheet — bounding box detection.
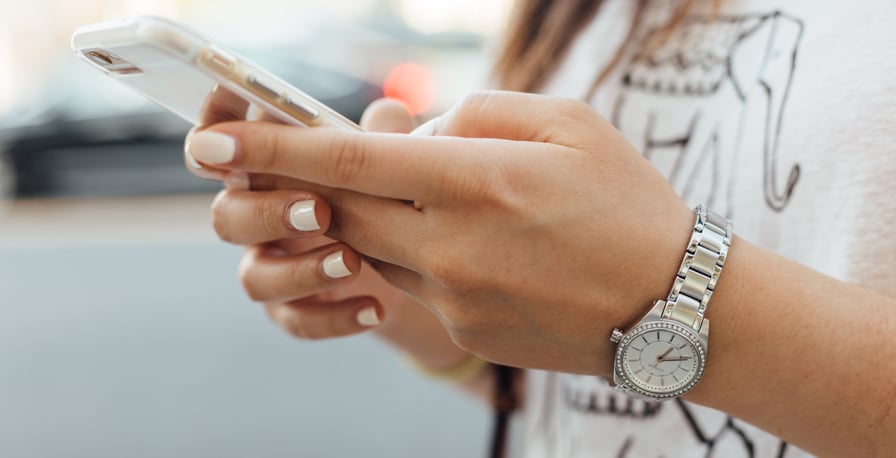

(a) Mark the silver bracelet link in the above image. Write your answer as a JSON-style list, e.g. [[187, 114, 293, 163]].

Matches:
[[662, 205, 733, 332]]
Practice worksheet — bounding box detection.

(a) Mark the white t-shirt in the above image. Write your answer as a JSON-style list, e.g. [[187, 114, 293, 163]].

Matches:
[[522, 1, 896, 456]]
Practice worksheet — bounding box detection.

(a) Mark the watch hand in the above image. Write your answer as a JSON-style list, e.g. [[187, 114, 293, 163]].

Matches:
[[657, 357, 692, 363], [649, 348, 675, 369], [657, 347, 674, 361]]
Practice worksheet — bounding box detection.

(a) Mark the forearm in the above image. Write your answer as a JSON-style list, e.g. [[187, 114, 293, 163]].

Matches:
[[685, 237, 896, 456]]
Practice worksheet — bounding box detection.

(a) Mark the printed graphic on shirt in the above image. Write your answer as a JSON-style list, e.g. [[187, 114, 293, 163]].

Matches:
[[546, 10, 810, 457], [560, 375, 795, 457], [611, 11, 803, 216]]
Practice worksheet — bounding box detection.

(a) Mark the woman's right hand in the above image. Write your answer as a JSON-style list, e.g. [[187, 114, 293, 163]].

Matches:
[[189, 98, 476, 372]]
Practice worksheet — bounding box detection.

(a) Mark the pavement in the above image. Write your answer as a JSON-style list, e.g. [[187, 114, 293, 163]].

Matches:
[[0, 195, 488, 458]]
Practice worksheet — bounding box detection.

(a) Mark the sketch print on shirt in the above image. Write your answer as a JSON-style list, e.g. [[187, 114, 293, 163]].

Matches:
[[549, 10, 809, 457], [560, 375, 793, 457], [611, 11, 804, 216]]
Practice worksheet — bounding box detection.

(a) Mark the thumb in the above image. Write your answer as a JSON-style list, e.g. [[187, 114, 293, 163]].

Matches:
[[360, 98, 415, 133]]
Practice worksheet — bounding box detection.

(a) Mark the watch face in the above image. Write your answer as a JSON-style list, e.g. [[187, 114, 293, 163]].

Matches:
[[616, 321, 706, 398]]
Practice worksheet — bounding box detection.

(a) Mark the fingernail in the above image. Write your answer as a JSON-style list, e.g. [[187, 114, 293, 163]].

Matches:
[[288, 200, 320, 232], [186, 131, 236, 164], [356, 306, 381, 327], [185, 149, 203, 169], [322, 250, 352, 279], [184, 127, 202, 168], [224, 172, 250, 190]]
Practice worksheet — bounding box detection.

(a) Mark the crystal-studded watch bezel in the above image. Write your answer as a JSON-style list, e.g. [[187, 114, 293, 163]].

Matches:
[[614, 320, 707, 399]]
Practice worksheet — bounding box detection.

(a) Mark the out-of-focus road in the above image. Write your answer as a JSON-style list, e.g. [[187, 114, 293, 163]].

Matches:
[[0, 195, 487, 458]]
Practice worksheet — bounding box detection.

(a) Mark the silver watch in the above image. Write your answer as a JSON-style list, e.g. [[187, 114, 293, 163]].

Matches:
[[610, 205, 732, 400]]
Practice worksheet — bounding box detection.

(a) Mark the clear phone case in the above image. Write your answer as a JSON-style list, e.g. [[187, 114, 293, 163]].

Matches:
[[71, 16, 362, 131]]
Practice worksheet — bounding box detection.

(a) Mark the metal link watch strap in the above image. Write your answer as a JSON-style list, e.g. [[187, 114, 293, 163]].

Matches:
[[662, 205, 733, 332]]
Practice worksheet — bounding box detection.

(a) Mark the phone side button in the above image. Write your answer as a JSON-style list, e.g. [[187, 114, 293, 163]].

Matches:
[[283, 98, 320, 125], [202, 47, 236, 76], [247, 75, 280, 100]]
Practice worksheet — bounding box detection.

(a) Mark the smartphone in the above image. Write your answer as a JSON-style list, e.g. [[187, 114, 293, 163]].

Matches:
[[71, 16, 362, 131]]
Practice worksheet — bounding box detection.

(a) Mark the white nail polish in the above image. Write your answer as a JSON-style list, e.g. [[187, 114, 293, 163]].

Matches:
[[186, 131, 236, 164], [322, 250, 352, 279], [356, 306, 381, 327], [185, 150, 203, 169], [289, 200, 320, 232], [224, 172, 250, 190]]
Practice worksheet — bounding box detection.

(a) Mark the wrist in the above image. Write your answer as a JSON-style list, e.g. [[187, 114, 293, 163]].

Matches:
[[595, 204, 696, 377], [607, 205, 731, 399]]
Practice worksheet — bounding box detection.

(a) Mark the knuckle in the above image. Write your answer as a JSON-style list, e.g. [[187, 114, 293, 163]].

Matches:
[[326, 134, 368, 185], [457, 90, 491, 115], [553, 97, 591, 118], [238, 249, 269, 302], [210, 194, 235, 243], [288, 257, 315, 288], [546, 98, 599, 147], [273, 308, 312, 340], [242, 283, 266, 302], [283, 316, 310, 340], [452, 91, 493, 126], [238, 267, 265, 302], [254, 128, 282, 171], [321, 314, 345, 339], [252, 197, 285, 239]]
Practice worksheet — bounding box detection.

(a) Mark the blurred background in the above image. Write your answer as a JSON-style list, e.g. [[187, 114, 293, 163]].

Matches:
[[0, 0, 509, 456]]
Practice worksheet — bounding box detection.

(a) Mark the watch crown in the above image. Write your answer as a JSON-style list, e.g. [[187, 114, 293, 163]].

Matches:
[[610, 328, 624, 343]]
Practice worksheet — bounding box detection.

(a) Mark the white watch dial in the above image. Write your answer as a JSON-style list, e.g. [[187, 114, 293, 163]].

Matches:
[[621, 326, 702, 395]]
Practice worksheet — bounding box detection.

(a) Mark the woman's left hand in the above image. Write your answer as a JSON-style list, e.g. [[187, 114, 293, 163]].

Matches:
[[186, 91, 695, 376]]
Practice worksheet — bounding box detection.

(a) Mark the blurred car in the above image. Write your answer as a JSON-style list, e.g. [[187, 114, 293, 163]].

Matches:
[[0, 49, 382, 198]]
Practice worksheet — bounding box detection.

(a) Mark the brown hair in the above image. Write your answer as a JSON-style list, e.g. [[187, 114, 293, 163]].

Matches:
[[492, 0, 720, 96]]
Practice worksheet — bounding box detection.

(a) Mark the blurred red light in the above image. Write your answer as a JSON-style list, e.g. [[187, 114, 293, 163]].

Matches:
[[382, 62, 433, 116]]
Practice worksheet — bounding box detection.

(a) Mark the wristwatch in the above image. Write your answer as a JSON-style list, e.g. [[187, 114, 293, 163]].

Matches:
[[609, 205, 732, 400]]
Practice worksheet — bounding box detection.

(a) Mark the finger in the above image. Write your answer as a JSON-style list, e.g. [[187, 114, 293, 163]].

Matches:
[[211, 189, 332, 245], [184, 121, 487, 202], [186, 84, 252, 180], [360, 98, 415, 133], [239, 243, 360, 303], [198, 85, 250, 126], [212, 186, 423, 268], [264, 296, 382, 340], [184, 126, 230, 180], [186, 85, 254, 179], [437, 91, 604, 148]]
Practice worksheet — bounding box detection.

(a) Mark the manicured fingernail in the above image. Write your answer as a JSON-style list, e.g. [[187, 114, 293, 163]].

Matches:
[[322, 250, 352, 279], [356, 306, 381, 327], [185, 149, 203, 169], [186, 131, 235, 164], [288, 200, 320, 232], [224, 172, 250, 190]]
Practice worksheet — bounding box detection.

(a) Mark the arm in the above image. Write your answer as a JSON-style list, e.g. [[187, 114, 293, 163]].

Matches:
[[188, 91, 894, 455], [686, 238, 895, 456]]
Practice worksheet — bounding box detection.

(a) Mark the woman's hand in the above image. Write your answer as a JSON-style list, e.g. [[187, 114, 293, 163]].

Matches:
[[186, 91, 695, 376], [186, 99, 475, 372]]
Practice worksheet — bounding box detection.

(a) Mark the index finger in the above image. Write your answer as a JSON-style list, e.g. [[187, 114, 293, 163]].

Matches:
[[185, 121, 491, 202]]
